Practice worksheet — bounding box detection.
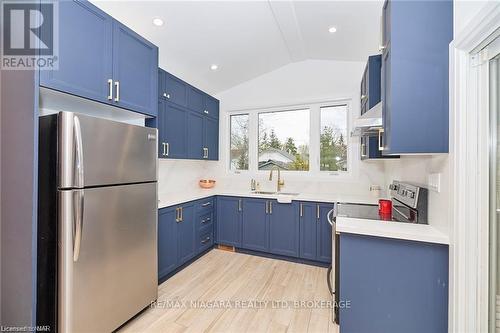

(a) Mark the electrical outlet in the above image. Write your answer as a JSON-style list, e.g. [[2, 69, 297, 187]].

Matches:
[[428, 173, 441, 192]]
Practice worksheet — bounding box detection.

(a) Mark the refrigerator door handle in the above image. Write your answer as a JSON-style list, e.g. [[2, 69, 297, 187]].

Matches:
[[73, 115, 85, 188], [73, 189, 84, 262]]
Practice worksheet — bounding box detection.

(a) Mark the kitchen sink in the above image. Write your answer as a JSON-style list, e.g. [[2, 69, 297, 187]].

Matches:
[[252, 191, 300, 196]]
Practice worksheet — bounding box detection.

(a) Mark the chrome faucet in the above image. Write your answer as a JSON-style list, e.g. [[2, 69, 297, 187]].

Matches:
[[269, 166, 285, 192]]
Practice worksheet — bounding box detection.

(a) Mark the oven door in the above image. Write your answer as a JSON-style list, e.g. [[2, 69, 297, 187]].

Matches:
[[391, 199, 418, 223]]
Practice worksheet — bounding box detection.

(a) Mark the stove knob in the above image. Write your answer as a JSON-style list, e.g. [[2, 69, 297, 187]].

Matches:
[[407, 191, 415, 198]]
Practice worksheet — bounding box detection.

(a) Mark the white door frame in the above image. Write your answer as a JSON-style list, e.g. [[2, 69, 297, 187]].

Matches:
[[450, 3, 500, 332]]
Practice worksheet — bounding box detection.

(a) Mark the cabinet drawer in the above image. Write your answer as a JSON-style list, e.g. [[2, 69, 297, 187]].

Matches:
[[196, 198, 214, 214], [197, 211, 213, 229], [198, 226, 213, 252]]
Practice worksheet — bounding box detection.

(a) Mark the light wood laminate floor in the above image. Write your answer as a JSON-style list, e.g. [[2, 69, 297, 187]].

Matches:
[[119, 249, 339, 333]]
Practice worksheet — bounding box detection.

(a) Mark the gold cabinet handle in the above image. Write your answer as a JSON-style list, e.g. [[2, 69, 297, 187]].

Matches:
[[175, 208, 180, 222], [378, 128, 384, 151], [265, 201, 269, 214], [300, 203, 303, 217], [238, 199, 242, 212], [269, 201, 272, 214], [107, 79, 113, 100], [317, 204, 320, 220]]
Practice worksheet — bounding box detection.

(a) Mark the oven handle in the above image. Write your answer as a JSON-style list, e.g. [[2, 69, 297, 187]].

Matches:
[[327, 265, 333, 294], [393, 206, 411, 221]]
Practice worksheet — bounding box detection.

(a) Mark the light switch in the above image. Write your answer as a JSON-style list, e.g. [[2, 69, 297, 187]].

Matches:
[[428, 173, 441, 192]]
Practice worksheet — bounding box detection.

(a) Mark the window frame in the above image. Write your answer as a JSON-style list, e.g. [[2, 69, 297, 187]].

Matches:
[[224, 98, 356, 180]]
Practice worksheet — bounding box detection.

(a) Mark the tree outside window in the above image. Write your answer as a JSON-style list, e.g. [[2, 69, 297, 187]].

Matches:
[[230, 114, 249, 170], [258, 109, 310, 171], [320, 105, 348, 172]]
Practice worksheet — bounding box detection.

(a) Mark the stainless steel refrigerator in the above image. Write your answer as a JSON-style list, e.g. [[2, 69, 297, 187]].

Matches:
[[37, 112, 158, 332]]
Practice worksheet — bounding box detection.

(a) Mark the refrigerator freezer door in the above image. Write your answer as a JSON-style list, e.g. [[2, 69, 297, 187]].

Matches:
[[58, 111, 157, 189], [58, 183, 157, 333]]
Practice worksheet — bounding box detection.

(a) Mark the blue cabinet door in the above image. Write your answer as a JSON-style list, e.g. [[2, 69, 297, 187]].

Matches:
[[316, 203, 333, 263], [204, 95, 220, 119], [158, 207, 178, 280], [216, 197, 241, 247], [268, 201, 299, 257], [162, 72, 188, 107], [188, 111, 204, 159], [381, 0, 452, 154], [187, 87, 205, 113], [40, 0, 113, 104], [339, 234, 448, 333], [177, 204, 195, 264], [112, 21, 158, 117], [163, 103, 188, 159], [241, 198, 269, 252], [204, 117, 219, 160], [299, 202, 317, 260]]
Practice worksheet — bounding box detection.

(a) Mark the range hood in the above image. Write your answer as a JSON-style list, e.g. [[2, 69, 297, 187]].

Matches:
[[351, 102, 382, 137]]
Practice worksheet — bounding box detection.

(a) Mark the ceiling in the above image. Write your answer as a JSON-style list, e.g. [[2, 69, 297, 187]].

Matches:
[[92, 1, 384, 95]]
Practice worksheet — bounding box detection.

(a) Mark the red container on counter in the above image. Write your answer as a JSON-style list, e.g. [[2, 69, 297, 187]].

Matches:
[[379, 199, 392, 215]]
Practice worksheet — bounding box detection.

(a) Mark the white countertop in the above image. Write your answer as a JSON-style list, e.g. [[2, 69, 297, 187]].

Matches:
[[158, 189, 381, 209], [158, 189, 449, 245], [336, 216, 449, 245]]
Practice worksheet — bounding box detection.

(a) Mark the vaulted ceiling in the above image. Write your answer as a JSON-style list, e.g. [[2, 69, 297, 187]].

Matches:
[[92, 1, 384, 94]]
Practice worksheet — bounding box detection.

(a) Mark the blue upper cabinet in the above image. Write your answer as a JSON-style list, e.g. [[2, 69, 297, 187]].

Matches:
[[112, 21, 158, 117], [339, 234, 448, 333], [360, 55, 382, 115], [188, 87, 205, 114], [40, 1, 113, 105], [268, 201, 299, 257], [160, 71, 188, 107], [157, 68, 219, 161], [204, 117, 219, 160], [241, 198, 269, 252], [188, 111, 205, 159], [40, 1, 158, 117], [380, 0, 452, 154]]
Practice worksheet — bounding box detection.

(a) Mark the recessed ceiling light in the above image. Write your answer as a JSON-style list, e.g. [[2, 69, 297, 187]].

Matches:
[[210, 64, 219, 71], [152, 18, 164, 27], [328, 26, 337, 33]]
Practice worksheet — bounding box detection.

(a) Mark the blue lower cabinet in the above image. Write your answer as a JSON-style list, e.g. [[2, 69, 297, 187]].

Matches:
[[316, 203, 333, 263], [158, 207, 178, 280], [339, 233, 448, 333], [216, 197, 242, 247], [177, 204, 195, 264], [268, 201, 299, 257], [299, 202, 317, 260], [241, 198, 269, 252]]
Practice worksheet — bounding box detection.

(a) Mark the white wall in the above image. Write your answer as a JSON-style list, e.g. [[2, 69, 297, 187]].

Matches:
[[454, 0, 490, 37]]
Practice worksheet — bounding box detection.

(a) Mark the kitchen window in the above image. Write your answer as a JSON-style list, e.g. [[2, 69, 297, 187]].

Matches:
[[229, 114, 249, 170], [320, 105, 348, 172], [227, 100, 351, 175], [258, 109, 310, 171]]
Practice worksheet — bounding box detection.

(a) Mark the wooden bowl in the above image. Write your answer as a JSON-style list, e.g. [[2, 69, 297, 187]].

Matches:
[[199, 179, 216, 189]]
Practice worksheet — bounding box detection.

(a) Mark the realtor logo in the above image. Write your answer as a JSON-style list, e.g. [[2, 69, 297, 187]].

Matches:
[[1, 0, 58, 69]]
